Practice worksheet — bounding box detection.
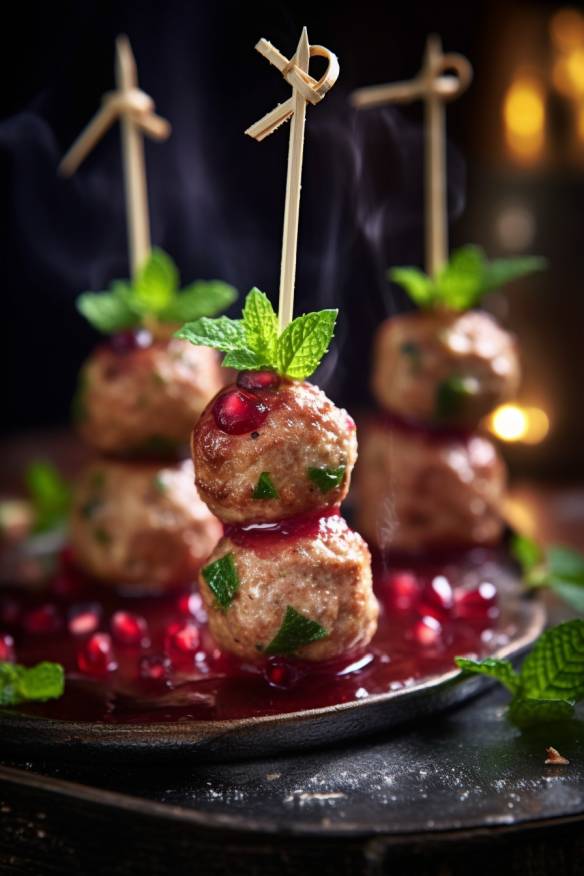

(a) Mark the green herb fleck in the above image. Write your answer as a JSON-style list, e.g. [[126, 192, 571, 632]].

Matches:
[[25, 461, 71, 534], [252, 472, 278, 500], [77, 248, 237, 334], [202, 553, 239, 611], [94, 527, 112, 546], [389, 245, 546, 312], [153, 475, 167, 495], [80, 497, 102, 520], [176, 288, 338, 381], [435, 376, 477, 420], [308, 465, 346, 494], [264, 606, 328, 655], [511, 534, 584, 612], [455, 619, 584, 728], [0, 661, 65, 706], [400, 340, 422, 372]]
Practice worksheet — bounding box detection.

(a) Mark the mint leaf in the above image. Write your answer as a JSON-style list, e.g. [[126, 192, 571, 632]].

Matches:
[[481, 256, 547, 293], [548, 546, 584, 583], [252, 472, 278, 500], [131, 248, 179, 314], [25, 461, 71, 533], [243, 289, 279, 362], [176, 316, 247, 353], [435, 245, 485, 310], [0, 661, 64, 706], [435, 376, 477, 419], [510, 533, 543, 576], [508, 697, 575, 728], [222, 349, 269, 370], [308, 465, 346, 494], [389, 267, 435, 308], [264, 606, 328, 655], [276, 310, 337, 380], [455, 657, 521, 694], [77, 289, 138, 333], [520, 619, 584, 702], [159, 281, 237, 323], [202, 553, 239, 611]]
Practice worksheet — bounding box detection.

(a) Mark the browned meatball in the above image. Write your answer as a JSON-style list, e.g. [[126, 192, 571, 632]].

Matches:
[[75, 334, 223, 456], [199, 514, 378, 662], [355, 420, 506, 552], [70, 458, 221, 593], [192, 376, 357, 523], [371, 310, 520, 428]]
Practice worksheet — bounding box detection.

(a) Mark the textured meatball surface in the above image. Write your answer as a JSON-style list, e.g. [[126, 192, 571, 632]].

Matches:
[[355, 420, 506, 552], [192, 380, 357, 523], [200, 516, 378, 662], [77, 338, 223, 456], [371, 310, 520, 428], [70, 458, 221, 592]]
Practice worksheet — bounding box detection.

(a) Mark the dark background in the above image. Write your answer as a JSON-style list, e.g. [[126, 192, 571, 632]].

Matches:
[[0, 0, 582, 479]]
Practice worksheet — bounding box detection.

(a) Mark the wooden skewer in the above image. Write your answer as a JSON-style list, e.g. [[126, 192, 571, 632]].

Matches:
[[59, 34, 171, 279], [246, 28, 339, 330], [351, 34, 472, 277]]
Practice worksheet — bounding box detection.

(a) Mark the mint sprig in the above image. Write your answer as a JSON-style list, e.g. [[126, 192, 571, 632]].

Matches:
[[511, 534, 584, 613], [390, 245, 546, 311], [0, 661, 65, 706], [77, 248, 237, 334], [264, 606, 328, 655], [202, 553, 239, 611], [456, 620, 584, 727], [176, 288, 337, 381], [25, 461, 71, 534]]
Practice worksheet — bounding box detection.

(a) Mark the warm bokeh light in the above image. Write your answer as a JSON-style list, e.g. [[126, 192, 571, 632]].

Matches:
[[550, 8, 584, 52], [487, 404, 550, 445], [496, 204, 536, 251], [577, 103, 584, 142], [503, 76, 545, 162], [553, 49, 584, 97]]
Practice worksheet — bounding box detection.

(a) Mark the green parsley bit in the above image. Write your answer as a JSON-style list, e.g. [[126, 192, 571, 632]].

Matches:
[[264, 606, 328, 656], [308, 465, 346, 494], [252, 472, 278, 500], [202, 553, 239, 611], [435, 376, 477, 420]]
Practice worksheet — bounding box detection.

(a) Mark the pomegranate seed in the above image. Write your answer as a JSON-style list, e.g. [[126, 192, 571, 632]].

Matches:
[[68, 603, 102, 636], [77, 633, 117, 677], [164, 620, 200, 661], [237, 370, 281, 391], [418, 575, 454, 619], [212, 388, 269, 435], [0, 598, 21, 627], [109, 329, 152, 354], [23, 603, 62, 635], [178, 592, 207, 622], [207, 647, 231, 673], [50, 568, 84, 599], [386, 571, 421, 611], [111, 611, 150, 647], [0, 633, 15, 662], [412, 615, 442, 647], [264, 657, 304, 689], [139, 654, 171, 681], [454, 582, 499, 622]]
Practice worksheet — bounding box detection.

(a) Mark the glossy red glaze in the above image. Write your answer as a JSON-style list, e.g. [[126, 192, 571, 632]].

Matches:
[[212, 388, 270, 435], [418, 575, 455, 620], [236, 370, 281, 391], [67, 604, 102, 637], [77, 633, 117, 677], [23, 604, 62, 635], [454, 581, 499, 622], [224, 506, 342, 550], [111, 611, 150, 647], [139, 654, 172, 681], [0, 632, 15, 662]]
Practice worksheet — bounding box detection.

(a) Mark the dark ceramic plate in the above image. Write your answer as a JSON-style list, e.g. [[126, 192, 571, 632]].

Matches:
[[0, 577, 545, 763]]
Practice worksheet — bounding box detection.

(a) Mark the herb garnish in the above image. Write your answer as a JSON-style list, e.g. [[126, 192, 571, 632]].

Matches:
[[308, 465, 346, 494], [252, 472, 278, 500], [435, 376, 477, 419], [264, 606, 328, 655], [511, 534, 584, 613], [456, 619, 584, 727], [202, 553, 240, 611], [25, 461, 71, 534], [0, 661, 65, 706], [176, 288, 337, 381], [77, 248, 237, 334], [390, 246, 546, 311]]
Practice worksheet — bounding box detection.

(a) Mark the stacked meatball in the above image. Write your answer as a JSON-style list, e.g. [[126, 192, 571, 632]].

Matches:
[[193, 373, 379, 662], [70, 329, 222, 592], [356, 310, 519, 552]]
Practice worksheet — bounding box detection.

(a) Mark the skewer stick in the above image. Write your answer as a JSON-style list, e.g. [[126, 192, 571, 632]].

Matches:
[[59, 34, 171, 279], [245, 29, 339, 331], [351, 35, 472, 277]]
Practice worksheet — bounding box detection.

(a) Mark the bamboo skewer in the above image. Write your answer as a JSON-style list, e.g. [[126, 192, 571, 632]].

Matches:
[[351, 35, 472, 277], [246, 29, 339, 331], [59, 35, 171, 279]]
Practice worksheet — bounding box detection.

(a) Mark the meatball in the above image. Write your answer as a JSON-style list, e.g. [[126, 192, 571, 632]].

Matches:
[[70, 458, 221, 593], [371, 310, 520, 428], [192, 376, 357, 523], [75, 335, 223, 456], [355, 420, 506, 552], [199, 514, 378, 662]]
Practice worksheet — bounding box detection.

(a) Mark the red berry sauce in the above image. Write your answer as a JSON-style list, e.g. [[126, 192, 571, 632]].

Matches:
[[237, 370, 281, 391], [224, 506, 342, 551], [5, 547, 510, 724]]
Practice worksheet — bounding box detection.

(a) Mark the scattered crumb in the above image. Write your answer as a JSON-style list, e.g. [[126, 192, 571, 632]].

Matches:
[[545, 746, 570, 766], [265, 772, 281, 781]]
